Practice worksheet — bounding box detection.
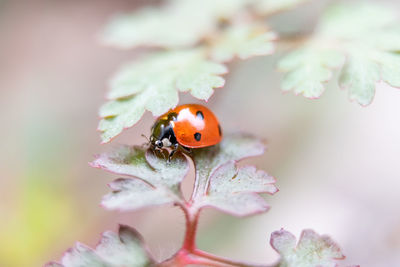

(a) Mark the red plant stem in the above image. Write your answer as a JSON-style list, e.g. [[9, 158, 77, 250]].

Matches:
[[160, 250, 239, 267], [173, 203, 271, 267], [179, 203, 200, 252]]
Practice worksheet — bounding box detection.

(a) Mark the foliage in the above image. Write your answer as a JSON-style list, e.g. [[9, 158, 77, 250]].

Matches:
[[101, 0, 306, 49], [279, 2, 400, 105], [271, 229, 347, 267], [49, 134, 278, 266], [208, 22, 276, 63], [46, 225, 153, 267], [99, 50, 226, 143], [91, 134, 276, 215], [48, 227, 353, 267], [49, 134, 356, 266], [98, 0, 281, 143], [99, 1, 400, 143], [91, 147, 189, 211]]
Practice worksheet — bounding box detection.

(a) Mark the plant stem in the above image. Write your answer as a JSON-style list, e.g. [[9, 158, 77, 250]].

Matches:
[[171, 203, 272, 267], [160, 248, 273, 267], [179, 203, 200, 252], [159, 250, 240, 267]]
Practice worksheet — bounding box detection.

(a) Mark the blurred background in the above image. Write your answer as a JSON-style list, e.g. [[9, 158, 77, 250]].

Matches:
[[1, 0, 400, 266]]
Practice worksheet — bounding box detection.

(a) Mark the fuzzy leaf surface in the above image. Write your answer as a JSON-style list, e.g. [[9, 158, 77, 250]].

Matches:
[[46, 225, 153, 267], [102, 0, 250, 49], [98, 50, 226, 143], [271, 229, 346, 267], [91, 146, 189, 211], [191, 133, 277, 216], [201, 161, 277, 216], [278, 2, 400, 105], [210, 22, 276, 62]]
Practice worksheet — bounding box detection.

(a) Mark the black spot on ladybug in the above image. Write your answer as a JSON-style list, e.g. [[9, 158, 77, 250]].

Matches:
[[196, 111, 204, 120], [168, 112, 178, 121], [194, 132, 201, 141], [218, 124, 222, 136]]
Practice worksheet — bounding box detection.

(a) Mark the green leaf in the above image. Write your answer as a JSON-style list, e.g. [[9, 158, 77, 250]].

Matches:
[[102, 0, 251, 49], [96, 226, 152, 266], [46, 225, 153, 267], [279, 2, 400, 105], [91, 146, 189, 211], [191, 133, 277, 216], [200, 161, 277, 216], [101, 178, 177, 212], [338, 50, 380, 106], [270, 229, 346, 267], [209, 22, 276, 62], [254, 0, 311, 15], [380, 52, 400, 87], [98, 50, 226, 143], [279, 48, 345, 98]]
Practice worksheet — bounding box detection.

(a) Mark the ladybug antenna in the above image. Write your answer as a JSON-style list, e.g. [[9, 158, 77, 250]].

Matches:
[[141, 134, 151, 148], [141, 134, 149, 142]]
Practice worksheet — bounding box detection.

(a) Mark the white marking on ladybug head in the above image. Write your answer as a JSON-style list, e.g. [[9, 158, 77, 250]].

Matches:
[[162, 138, 172, 147]]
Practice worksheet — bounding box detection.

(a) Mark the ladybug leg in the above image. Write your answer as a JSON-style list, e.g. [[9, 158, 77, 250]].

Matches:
[[181, 146, 193, 156], [160, 150, 167, 161], [167, 143, 179, 163], [153, 147, 166, 160]]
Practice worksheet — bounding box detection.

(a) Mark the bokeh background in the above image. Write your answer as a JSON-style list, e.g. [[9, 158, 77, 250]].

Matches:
[[1, 0, 400, 266]]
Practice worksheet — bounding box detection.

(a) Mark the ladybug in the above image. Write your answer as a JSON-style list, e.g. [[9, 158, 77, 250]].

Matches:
[[150, 104, 222, 161]]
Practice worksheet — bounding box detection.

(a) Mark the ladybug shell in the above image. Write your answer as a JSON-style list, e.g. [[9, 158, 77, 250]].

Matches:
[[159, 104, 222, 148]]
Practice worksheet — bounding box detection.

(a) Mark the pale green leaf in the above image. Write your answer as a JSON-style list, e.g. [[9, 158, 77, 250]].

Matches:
[[279, 2, 400, 105], [47, 225, 153, 267], [254, 0, 310, 15], [271, 229, 345, 267], [96, 226, 152, 266], [201, 161, 277, 216], [98, 50, 227, 143], [191, 133, 277, 216], [59, 244, 106, 267], [378, 52, 400, 88], [102, 0, 251, 49], [210, 23, 276, 62], [279, 48, 345, 98], [101, 178, 175, 212], [339, 50, 380, 106], [102, 6, 212, 49], [91, 146, 189, 211]]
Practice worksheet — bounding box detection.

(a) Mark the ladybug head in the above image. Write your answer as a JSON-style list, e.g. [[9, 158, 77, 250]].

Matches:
[[150, 118, 177, 149], [151, 138, 163, 149]]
